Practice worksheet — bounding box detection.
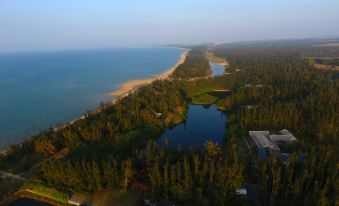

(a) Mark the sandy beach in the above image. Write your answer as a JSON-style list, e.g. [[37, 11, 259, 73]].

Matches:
[[109, 49, 189, 97], [52, 49, 189, 133]]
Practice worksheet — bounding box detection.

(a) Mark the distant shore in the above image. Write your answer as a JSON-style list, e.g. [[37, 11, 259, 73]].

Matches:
[[109, 49, 189, 97]]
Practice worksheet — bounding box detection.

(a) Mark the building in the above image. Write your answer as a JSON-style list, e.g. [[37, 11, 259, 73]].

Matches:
[[236, 188, 248, 195], [249, 129, 297, 151], [249, 129, 301, 161], [268, 129, 297, 143], [249, 131, 279, 150]]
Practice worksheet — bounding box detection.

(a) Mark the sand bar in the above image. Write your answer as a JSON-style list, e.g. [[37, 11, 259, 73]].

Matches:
[[109, 49, 189, 97]]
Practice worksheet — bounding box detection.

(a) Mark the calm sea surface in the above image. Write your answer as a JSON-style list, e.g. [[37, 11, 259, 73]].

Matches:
[[0, 47, 185, 148]]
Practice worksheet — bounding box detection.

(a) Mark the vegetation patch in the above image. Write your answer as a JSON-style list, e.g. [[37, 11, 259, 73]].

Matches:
[[21, 182, 69, 202], [313, 57, 339, 66], [2, 182, 69, 205], [1, 43, 338, 205], [191, 93, 217, 105], [86, 190, 142, 206], [171, 49, 211, 79], [164, 106, 187, 126], [205, 51, 229, 65]]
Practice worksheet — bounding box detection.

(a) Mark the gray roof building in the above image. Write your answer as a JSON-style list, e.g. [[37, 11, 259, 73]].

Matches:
[[249, 129, 297, 151], [268, 129, 297, 143], [249, 131, 279, 150]]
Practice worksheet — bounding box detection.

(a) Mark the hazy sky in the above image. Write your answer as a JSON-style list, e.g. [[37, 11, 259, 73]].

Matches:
[[1, 0, 339, 52]]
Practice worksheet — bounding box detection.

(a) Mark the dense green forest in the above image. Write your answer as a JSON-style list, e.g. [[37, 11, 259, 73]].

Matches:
[[1, 42, 338, 205], [212, 46, 338, 144], [171, 48, 211, 79], [37, 140, 245, 205], [210, 44, 338, 205]]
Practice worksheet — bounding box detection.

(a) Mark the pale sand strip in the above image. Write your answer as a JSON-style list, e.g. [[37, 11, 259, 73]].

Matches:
[[52, 49, 189, 133], [109, 49, 189, 97]]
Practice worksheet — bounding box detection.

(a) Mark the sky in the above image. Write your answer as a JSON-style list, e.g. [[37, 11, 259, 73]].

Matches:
[[1, 0, 339, 52]]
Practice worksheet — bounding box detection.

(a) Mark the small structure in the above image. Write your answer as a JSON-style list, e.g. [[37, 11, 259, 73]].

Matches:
[[245, 84, 252, 88], [249, 129, 297, 151], [268, 129, 297, 143], [246, 105, 253, 110], [236, 188, 248, 195], [249, 129, 300, 161], [249, 131, 279, 150], [255, 84, 263, 88]]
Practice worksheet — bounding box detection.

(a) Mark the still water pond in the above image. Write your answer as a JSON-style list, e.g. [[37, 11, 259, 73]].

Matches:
[[210, 63, 225, 77], [158, 104, 227, 148], [10, 198, 51, 206]]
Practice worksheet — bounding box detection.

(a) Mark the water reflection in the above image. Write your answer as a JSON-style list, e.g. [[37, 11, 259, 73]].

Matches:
[[158, 104, 227, 148]]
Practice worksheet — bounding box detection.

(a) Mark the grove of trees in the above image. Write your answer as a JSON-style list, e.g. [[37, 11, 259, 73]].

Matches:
[[1, 42, 338, 205]]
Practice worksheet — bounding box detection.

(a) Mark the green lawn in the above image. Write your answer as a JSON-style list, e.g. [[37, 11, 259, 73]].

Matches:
[[191, 94, 217, 105]]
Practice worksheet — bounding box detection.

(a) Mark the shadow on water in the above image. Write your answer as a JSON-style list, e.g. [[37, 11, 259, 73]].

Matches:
[[10, 198, 52, 206]]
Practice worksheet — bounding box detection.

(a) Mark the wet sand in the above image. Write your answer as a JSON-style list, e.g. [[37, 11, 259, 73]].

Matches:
[[109, 49, 189, 97]]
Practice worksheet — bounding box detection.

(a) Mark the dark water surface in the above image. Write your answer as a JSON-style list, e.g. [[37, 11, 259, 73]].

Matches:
[[158, 104, 227, 148], [10, 198, 52, 206]]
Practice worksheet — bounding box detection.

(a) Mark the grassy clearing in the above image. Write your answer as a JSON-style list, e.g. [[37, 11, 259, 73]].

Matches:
[[20, 182, 69, 203], [190, 84, 215, 96], [192, 94, 217, 105], [1, 182, 69, 206], [164, 105, 187, 126], [216, 98, 227, 111], [205, 51, 229, 65]]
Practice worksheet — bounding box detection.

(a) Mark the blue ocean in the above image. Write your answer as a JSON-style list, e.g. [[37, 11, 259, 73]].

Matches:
[[0, 47, 185, 148]]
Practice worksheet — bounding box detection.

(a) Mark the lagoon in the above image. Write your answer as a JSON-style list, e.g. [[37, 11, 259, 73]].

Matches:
[[10, 198, 51, 206], [210, 62, 225, 77], [158, 104, 227, 148]]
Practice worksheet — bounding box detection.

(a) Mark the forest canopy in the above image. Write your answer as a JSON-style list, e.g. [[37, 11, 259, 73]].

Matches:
[[1, 42, 338, 206]]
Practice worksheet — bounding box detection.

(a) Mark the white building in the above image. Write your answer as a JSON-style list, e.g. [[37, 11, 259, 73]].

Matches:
[[249, 129, 297, 151], [249, 131, 279, 150], [268, 129, 297, 143]]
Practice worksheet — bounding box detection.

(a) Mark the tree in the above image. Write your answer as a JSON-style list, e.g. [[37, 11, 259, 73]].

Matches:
[[122, 158, 135, 191]]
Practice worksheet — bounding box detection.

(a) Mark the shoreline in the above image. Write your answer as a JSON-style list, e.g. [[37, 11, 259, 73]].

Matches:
[[109, 49, 189, 97], [0, 48, 189, 150], [49, 48, 189, 134]]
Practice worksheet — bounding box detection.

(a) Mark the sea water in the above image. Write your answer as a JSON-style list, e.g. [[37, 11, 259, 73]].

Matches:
[[0, 47, 185, 148]]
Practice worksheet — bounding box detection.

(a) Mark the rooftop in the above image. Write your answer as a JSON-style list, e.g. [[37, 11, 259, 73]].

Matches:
[[249, 131, 279, 150], [249, 129, 297, 151], [269, 129, 297, 142]]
